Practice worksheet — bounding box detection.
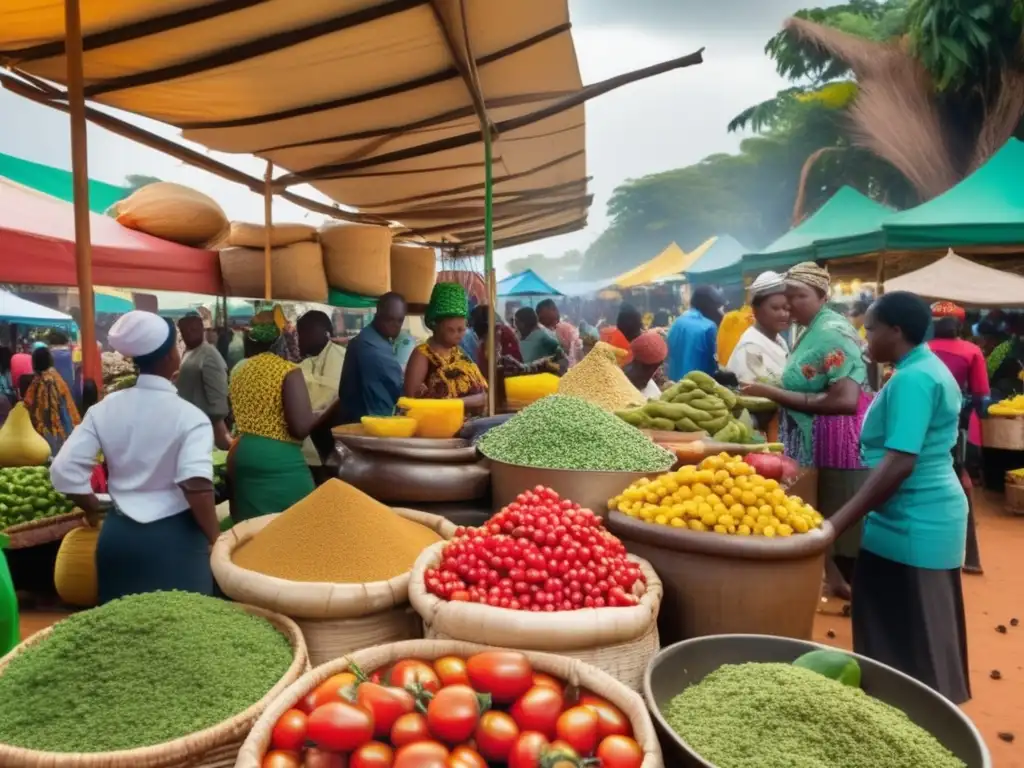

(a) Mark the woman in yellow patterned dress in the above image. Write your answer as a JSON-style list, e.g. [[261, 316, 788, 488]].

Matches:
[[228, 316, 337, 521], [23, 346, 80, 455]]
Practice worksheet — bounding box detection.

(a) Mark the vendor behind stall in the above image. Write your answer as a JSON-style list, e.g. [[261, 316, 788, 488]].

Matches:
[[50, 310, 219, 604], [336, 293, 407, 424]]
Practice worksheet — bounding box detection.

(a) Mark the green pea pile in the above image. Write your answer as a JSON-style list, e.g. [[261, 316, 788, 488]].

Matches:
[[478, 395, 676, 472], [0, 591, 293, 753], [664, 663, 966, 768]]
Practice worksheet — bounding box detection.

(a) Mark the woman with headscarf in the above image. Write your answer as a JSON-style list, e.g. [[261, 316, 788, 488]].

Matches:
[[601, 305, 644, 366], [23, 346, 81, 455], [227, 309, 336, 521], [741, 263, 871, 599], [625, 331, 669, 399], [725, 271, 791, 385], [404, 283, 488, 411]]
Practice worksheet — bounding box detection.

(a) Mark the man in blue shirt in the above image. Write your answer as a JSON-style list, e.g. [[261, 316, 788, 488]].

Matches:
[[335, 293, 407, 425], [666, 286, 725, 380]]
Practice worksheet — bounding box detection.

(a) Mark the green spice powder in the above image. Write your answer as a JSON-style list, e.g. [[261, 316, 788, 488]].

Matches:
[[0, 591, 293, 753], [664, 663, 967, 768], [478, 395, 676, 472]]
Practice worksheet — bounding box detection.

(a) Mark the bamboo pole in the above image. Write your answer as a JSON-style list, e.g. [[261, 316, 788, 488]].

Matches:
[[64, 0, 98, 388], [263, 160, 273, 300], [484, 127, 496, 417]]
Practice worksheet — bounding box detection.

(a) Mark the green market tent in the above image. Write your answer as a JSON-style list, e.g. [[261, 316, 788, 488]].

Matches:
[[684, 235, 750, 285], [0, 152, 132, 214]]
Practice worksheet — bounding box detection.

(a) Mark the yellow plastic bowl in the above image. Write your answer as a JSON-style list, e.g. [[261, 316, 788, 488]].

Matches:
[[361, 416, 419, 438], [505, 372, 560, 404], [397, 397, 465, 439]]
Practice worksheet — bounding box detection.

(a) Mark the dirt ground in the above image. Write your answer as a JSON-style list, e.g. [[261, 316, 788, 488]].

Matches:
[[16, 489, 1024, 765]]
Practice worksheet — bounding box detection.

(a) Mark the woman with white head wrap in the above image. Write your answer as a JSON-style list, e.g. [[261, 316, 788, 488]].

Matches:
[[724, 271, 791, 385], [49, 311, 220, 604]]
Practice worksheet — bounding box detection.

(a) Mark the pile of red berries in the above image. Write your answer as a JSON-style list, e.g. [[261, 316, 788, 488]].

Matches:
[[424, 486, 646, 612]]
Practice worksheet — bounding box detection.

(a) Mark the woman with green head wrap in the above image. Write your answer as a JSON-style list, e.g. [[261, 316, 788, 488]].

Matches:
[[404, 282, 488, 412], [227, 307, 338, 522]]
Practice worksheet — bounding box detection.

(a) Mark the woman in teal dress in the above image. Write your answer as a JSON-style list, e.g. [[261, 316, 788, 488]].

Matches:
[[828, 292, 970, 703]]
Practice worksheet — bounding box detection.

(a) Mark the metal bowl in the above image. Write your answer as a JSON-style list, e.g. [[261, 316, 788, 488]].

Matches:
[[644, 634, 991, 768]]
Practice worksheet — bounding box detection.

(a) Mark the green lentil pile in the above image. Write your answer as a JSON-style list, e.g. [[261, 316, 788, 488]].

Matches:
[[478, 395, 676, 471], [664, 663, 966, 768], [0, 591, 293, 753]]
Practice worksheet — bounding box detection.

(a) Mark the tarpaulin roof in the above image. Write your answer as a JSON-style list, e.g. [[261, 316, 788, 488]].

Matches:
[[0, 177, 223, 293], [684, 235, 749, 285], [497, 268, 562, 297], [0, 152, 131, 214], [884, 250, 1024, 307], [613, 242, 698, 288], [94, 288, 134, 314], [0, 289, 75, 328]]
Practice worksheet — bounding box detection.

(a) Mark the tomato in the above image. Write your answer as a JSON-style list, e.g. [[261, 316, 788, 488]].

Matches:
[[548, 740, 583, 768], [426, 685, 483, 744], [447, 746, 488, 768], [509, 684, 564, 739], [390, 659, 441, 694], [393, 741, 450, 768], [304, 673, 358, 711], [269, 709, 307, 752], [433, 656, 470, 687], [356, 682, 415, 738], [596, 735, 644, 768], [508, 732, 550, 768], [350, 741, 395, 768], [531, 672, 563, 690], [301, 748, 347, 768], [465, 651, 534, 703], [391, 711, 431, 747], [555, 706, 599, 756], [306, 701, 374, 752], [261, 751, 301, 768], [473, 710, 520, 761], [580, 693, 632, 739]]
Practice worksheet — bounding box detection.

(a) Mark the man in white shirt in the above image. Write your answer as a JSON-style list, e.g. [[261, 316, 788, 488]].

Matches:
[[296, 310, 346, 477], [50, 310, 219, 604]]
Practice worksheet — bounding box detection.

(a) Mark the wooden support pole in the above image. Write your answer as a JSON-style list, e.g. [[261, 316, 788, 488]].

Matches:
[[263, 160, 274, 300]]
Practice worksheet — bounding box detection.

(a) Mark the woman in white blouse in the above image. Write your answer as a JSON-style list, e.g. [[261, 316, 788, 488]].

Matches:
[[725, 272, 792, 385]]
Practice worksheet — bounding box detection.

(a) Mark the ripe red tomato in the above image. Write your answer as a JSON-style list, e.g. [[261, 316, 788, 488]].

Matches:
[[350, 741, 395, 768], [261, 751, 301, 768], [510, 685, 564, 739], [356, 682, 416, 738], [426, 685, 483, 744], [434, 656, 470, 687], [269, 709, 307, 752], [390, 659, 441, 694], [580, 693, 633, 739], [303, 673, 358, 712], [393, 740, 450, 768], [531, 672, 563, 690], [466, 651, 534, 703], [391, 711, 431, 747], [474, 710, 520, 761], [300, 749, 347, 768], [555, 706, 599, 756], [508, 731, 549, 768], [448, 746, 488, 768], [596, 735, 644, 768], [306, 701, 374, 752]]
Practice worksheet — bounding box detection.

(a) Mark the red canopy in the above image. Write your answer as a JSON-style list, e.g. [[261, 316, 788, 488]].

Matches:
[[0, 177, 223, 294]]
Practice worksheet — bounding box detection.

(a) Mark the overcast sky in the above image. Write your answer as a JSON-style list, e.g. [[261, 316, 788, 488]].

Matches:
[[0, 0, 823, 277]]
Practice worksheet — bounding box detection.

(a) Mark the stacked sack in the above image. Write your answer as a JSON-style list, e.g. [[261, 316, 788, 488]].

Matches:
[[219, 221, 327, 302], [320, 223, 393, 299], [114, 182, 228, 247]]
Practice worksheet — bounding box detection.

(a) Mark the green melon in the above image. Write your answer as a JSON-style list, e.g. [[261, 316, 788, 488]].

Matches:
[[792, 649, 862, 688]]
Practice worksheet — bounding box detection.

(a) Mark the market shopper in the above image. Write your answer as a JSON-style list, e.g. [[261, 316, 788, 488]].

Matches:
[[827, 291, 970, 704], [175, 314, 232, 451], [625, 331, 669, 399], [740, 263, 870, 600], [23, 346, 81, 455], [49, 310, 219, 603], [335, 293, 406, 424], [600, 304, 644, 364], [297, 310, 345, 482], [725, 271, 791, 384], [515, 306, 564, 367], [667, 286, 725, 379], [0, 346, 14, 405], [537, 298, 582, 366]]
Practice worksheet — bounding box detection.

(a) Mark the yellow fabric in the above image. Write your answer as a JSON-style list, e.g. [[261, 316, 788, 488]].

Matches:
[[415, 343, 487, 399], [613, 242, 704, 289], [299, 343, 345, 465], [230, 353, 298, 443], [717, 306, 755, 368]]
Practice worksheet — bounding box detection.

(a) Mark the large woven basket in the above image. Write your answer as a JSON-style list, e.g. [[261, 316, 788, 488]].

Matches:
[[219, 242, 328, 302], [390, 242, 436, 305], [319, 223, 392, 297], [0, 604, 308, 768], [226, 222, 317, 249], [982, 416, 1024, 450], [2, 510, 86, 550], [236, 638, 664, 768], [1005, 473, 1024, 515], [409, 542, 663, 691], [211, 508, 456, 666]]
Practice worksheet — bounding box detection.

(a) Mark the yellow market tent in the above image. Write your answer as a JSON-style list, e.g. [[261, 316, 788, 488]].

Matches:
[[613, 241, 709, 289]]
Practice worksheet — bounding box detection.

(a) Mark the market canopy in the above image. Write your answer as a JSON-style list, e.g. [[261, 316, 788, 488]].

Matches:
[[884, 250, 1024, 307], [0, 152, 131, 214], [497, 268, 563, 297], [683, 235, 749, 285], [613, 242, 698, 288], [0, 177, 223, 293], [0, 289, 75, 329]]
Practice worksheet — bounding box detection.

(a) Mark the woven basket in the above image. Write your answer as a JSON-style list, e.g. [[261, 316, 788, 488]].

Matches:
[[236, 638, 664, 768], [226, 222, 317, 249], [1005, 474, 1024, 515], [409, 542, 663, 691], [390, 242, 437, 305], [219, 242, 328, 302], [114, 182, 228, 247], [982, 416, 1024, 450], [211, 508, 456, 666], [53, 524, 101, 607], [0, 604, 308, 768], [2, 511, 86, 550], [319, 223, 392, 297]]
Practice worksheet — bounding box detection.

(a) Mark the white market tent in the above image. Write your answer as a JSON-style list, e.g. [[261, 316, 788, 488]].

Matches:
[[0, 289, 75, 329], [884, 250, 1024, 308]]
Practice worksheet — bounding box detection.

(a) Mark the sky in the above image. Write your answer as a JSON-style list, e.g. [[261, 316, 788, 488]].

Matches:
[[0, 0, 824, 278]]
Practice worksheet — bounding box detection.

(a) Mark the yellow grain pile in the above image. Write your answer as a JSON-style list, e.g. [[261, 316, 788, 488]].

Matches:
[[232, 479, 441, 583], [557, 342, 647, 412]]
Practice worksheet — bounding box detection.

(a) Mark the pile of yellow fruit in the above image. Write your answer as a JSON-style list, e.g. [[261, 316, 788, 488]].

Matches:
[[609, 453, 824, 537], [987, 395, 1024, 417]]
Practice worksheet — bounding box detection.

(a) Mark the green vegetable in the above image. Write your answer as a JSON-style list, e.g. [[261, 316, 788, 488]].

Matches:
[[663, 663, 965, 768], [478, 395, 675, 472], [0, 591, 293, 753], [0, 466, 75, 530], [793, 649, 862, 688]]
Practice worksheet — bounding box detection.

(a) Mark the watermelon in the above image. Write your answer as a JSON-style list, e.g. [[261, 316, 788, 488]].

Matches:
[[792, 649, 862, 688]]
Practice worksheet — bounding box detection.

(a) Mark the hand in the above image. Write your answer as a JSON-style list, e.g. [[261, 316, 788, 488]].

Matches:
[[740, 382, 770, 398], [819, 519, 836, 542], [84, 508, 102, 528]]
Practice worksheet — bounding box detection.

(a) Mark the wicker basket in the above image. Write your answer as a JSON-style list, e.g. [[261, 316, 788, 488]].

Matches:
[[53, 525, 101, 607], [236, 638, 664, 768], [226, 222, 317, 249], [2, 511, 86, 550], [219, 242, 328, 302], [0, 604, 308, 768], [1005, 473, 1024, 515], [211, 508, 456, 666], [409, 542, 663, 691], [982, 416, 1024, 450], [390, 242, 437, 305], [319, 223, 392, 297]]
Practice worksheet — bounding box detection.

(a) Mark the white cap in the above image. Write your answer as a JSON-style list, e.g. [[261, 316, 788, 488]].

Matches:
[[749, 270, 786, 299], [108, 310, 172, 359]]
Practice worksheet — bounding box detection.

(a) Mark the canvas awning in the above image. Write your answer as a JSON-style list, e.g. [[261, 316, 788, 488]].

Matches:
[[684, 235, 749, 285], [884, 250, 1024, 307], [0, 152, 131, 214], [497, 268, 562, 297], [0, 289, 75, 328], [613, 242, 697, 289]]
